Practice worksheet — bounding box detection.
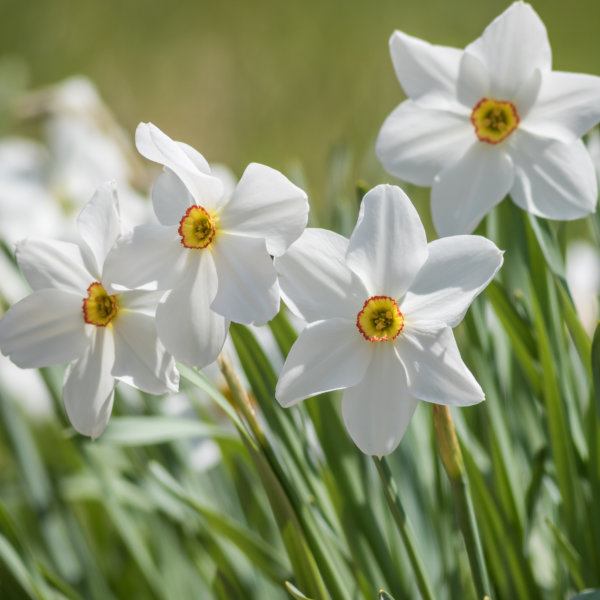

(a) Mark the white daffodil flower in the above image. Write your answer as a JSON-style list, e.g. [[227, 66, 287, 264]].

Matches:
[[103, 123, 309, 368], [0, 182, 179, 438], [275, 184, 503, 456], [376, 1, 600, 237]]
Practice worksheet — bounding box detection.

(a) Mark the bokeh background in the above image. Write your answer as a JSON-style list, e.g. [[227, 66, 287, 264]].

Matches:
[[1, 0, 599, 220]]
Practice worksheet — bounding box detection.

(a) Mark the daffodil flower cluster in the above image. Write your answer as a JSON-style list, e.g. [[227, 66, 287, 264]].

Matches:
[[1, 1, 599, 457]]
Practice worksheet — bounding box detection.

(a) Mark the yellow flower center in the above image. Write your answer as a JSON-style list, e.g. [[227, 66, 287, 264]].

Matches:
[[356, 296, 404, 342], [471, 98, 519, 144], [178, 205, 216, 249], [82, 282, 119, 327]]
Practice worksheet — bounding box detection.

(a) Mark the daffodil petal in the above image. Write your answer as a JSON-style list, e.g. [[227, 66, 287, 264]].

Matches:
[[389, 30, 463, 110], [342, 343, 418, 456], [0, 289, 89, 368], [156, 253, 228, 367], [376, 100, 473, 186], [63, 327, 116, 439], [16, 239, 91, 295], [401, 236, 503, 327], [456, 51, 490, 108], [135, 123, 223, 209], [136, 122, 210, 174], [275, 228, 367, 323], [112, 310, 179, 394], [464, 2, 551, 99], [102, 225, 189, 291], [396, 325, 483, 406], [210, 233, 279, 326], [276, 318, 371, 407], [218, 163, 308, 257], [152, 168, 195, 226], [347, 185, 428, 297], [520, 71, 600, 143], [431, 142, 514, 236], [508, 132, 597, 220], [77, 181, 121, 279]]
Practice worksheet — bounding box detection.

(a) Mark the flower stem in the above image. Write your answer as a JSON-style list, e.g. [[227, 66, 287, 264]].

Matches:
[[373, 456, 435, 600], [217, 352, 351, 600], [432, 404, 491, 599]]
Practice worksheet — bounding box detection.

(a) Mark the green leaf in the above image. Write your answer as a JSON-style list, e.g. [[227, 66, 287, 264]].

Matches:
[[285, 580, 314, 599], [99, 416, 238, 447], [378, 591, 396, 600], [484, 281, 541, 394], [571, 591, 600, 600], [0, 534, 37, 600], [546, 519, 584, 590], [149, 462, 290, 585], [592, 323, 600, 418]]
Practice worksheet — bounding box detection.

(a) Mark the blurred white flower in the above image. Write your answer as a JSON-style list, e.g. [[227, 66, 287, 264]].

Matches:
[[376, 2, 600, 236], [104, 123, 309, 368], [0, 182, 178, 438], [275, 184, 503, 456], [0, 77, 152, 247], [566, 241, 599, 335]]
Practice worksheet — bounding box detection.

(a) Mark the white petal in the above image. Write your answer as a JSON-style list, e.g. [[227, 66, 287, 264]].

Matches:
[[218, 163, 308, 257], [0, 289, 89, 368], [508, 132, 597, 219], [118, 289, 166, 315], [211, 233, 279, 326], [431, 142, 514, 236], [16, 239, 91, 294], [521, 71, 600, 143], [135, 123, 223, 209], [512, 69, 542, 119], [136, 122, 209, 174], [389, 30, 463, 110], [63, 327, 116, 438], [456, 52, 490, 108], [376, 100, 473, 186], [275, 228, 367, 322], [276, 318, 372, 407], [156, 253, 228, 367], [77, 181, 121, 279], [102, 225, 189, 291], [396, 325, 483, 406], [176, 141, 211, 174], [342, 343, 418, 456], [347, 185, 428, 297], [112, 310, 179, 394], [464, 2, 551, 99], [401, 236, 503, 327], [152, 168, 195, 226]]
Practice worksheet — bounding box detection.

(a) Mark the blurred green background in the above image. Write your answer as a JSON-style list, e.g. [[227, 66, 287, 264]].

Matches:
[[1, 0, 600, 212]]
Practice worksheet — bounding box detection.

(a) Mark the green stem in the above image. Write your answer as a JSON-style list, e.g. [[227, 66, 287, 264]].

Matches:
[[373, 456, 435, 600], [217, 353, 351, 600], [432, 404, 491, 599]]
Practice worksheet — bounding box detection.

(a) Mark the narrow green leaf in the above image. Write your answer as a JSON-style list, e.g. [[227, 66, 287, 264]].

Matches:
[[0, 534, 37, 600], [545, 519, 585, 590], [378, 591, 396, 600], [285, 581, 314, 599], [99, 416, 238, 447], [484, 282, 541, 394], [150, 463, 290, 585], [177, 362, 254, 445], [571, 590, 600, 599], [592, 323, 600, 418], [529, 277, 581, 532]]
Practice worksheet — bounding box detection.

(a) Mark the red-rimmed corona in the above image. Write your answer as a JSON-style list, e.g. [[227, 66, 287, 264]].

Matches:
[[356, 295, 404, 342], [82, 282, 119, 327], [471, 98, 519, 145], [178, 205, 217, 249]]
